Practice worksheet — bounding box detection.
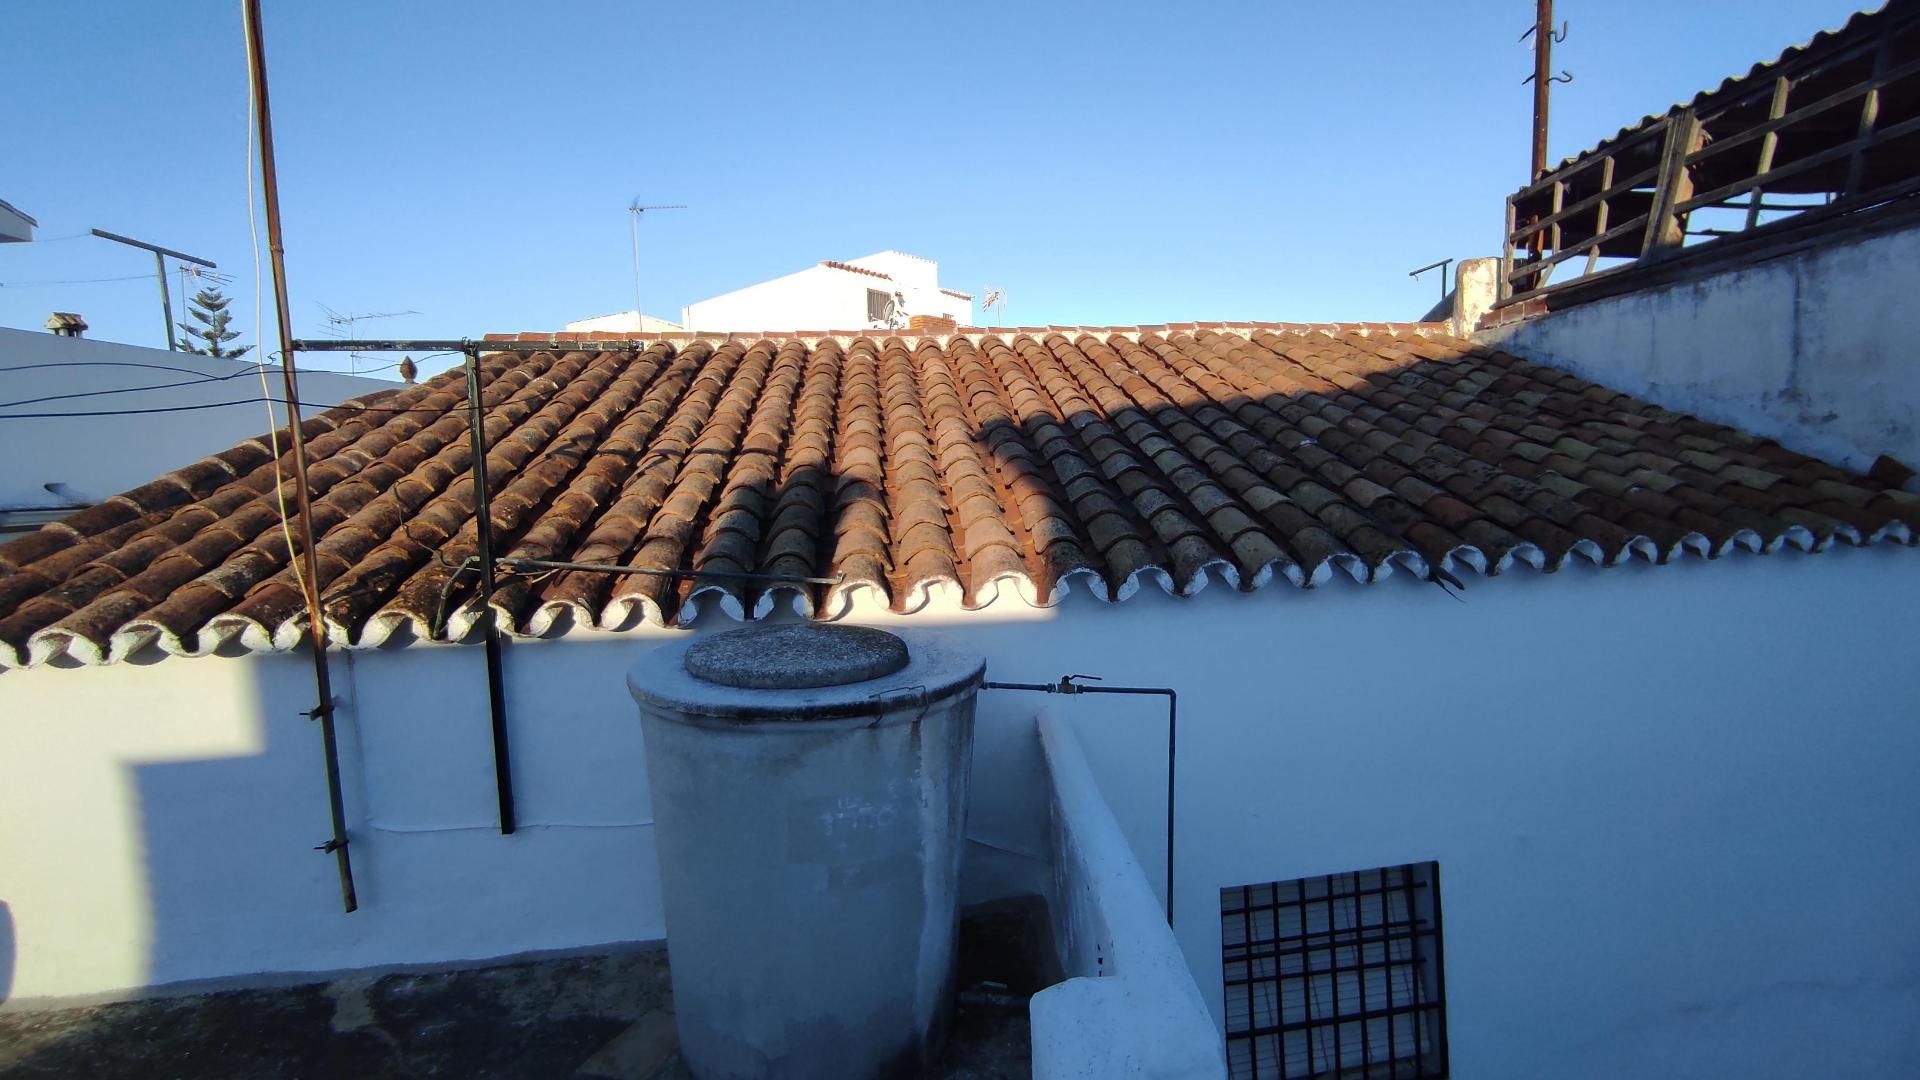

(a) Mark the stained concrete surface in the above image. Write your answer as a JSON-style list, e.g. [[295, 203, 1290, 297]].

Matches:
[[0, 907, 1043, 1080]]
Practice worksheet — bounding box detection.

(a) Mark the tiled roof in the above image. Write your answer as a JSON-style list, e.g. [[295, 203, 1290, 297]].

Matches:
[[1552, 0, 1915, 172], [820, 260, 891, 280], [2, 324, 1915, 667]]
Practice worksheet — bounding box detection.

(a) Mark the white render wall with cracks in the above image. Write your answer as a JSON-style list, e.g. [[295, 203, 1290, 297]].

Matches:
[[1477, 223, 1920, 480], [3, 546, 1919, 1080]]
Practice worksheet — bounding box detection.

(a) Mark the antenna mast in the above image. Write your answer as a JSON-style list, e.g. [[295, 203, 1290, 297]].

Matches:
[[318, 304, 420, 373], [1520, 1, 1571, 179], [982, 287, 1008, 327], [628, 200, 686, 331]]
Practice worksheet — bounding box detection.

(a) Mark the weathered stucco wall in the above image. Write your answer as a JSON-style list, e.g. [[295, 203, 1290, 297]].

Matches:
[[1477, 225, 1920, 477], [4, 546, 1919, 1079]]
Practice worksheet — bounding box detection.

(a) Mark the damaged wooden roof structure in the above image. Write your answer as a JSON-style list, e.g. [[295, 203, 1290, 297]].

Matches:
[[2, 324, 1916, 668], [1504, 0, 1920, 302]]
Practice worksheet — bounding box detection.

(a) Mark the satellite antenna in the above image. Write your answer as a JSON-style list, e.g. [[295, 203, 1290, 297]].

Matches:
[[318, 303, 420, 373], [982, 287, 1008, 327], [629, 200, 687, 332]]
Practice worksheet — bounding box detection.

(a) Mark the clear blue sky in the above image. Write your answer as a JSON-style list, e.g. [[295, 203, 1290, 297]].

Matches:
[[1, 0, 1872, 379]]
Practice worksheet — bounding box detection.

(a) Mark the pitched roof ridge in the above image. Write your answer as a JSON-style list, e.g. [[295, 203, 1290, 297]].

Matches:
[[482, 321, 1457, 347], [819, 260, 892, 280]]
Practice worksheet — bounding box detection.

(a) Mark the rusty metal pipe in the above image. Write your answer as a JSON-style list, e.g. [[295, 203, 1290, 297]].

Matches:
[[244, 0, 356, 913]]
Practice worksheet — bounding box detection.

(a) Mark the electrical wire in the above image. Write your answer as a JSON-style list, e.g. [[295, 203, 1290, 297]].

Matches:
[[0, 386, 535, 419], [0, 362, 273, 410], [0, 273, 153, 288], [243, 0, 307, 608], [0, 360, 263, 378]]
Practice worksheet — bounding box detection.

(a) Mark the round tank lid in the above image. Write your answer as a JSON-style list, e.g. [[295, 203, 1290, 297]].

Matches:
[[682, 625, 911, 690]]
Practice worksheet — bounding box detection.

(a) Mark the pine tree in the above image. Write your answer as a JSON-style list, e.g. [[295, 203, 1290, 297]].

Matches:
[[177, 287, 253, 358]]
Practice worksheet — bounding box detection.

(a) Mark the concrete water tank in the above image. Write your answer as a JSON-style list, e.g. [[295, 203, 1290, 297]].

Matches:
[[627, 625, 984, 1080]]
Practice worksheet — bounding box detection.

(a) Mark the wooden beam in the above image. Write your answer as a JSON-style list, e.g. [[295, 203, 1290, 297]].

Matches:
[[1508, 160, 1660, 244], [1746, 77, 1792, 230], [1500, 197, 1517, 301], [1587, 156, 1616, 275], [1845, 36, 1891, 195], [1642, 109, 1702, 260], [1685, 51, 1920, 166], [1676, 111, 1920, 216]]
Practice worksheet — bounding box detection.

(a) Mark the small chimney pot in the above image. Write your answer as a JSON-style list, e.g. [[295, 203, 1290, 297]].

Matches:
[[907, 314, 957, 335], [45, 312, 87, 338]]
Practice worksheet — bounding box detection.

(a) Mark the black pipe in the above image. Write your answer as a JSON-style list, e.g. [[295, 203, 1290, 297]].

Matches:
[[981, 675, 1178, 926], [464, 346, 516, 835], [495, 557, 840, 588]]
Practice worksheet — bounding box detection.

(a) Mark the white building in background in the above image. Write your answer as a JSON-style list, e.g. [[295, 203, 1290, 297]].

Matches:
[[561, 311, 684, 335], [680, 251, 973, 332], [0, 326, 395, 533], [0, 197, 36, 243]]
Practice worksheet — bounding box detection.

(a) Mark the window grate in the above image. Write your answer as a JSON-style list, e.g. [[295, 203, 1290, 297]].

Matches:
[[1221, 862, 1448, 1080]]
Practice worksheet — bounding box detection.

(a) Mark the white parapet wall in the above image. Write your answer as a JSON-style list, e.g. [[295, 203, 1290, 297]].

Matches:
[[1477, 224, 1920, 477], [4, 549, 1920, 1078], [1030, 710, 1226, 1079]]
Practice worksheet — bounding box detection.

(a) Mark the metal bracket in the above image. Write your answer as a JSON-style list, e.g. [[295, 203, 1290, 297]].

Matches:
[[1519, 19, 1568, 43], [314, 837, 348, 854]]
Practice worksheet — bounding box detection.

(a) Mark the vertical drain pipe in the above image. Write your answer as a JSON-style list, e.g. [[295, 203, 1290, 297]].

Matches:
[[464, 344, 516, 835], [243, 0, 356, 912], [981, 675, 1177, 925]]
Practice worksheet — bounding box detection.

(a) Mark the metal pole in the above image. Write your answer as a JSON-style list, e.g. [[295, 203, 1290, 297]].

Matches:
[[244, 0, 357, 913], [630, 207, 643, 323], [1531, 0, 1553, 179], [465, 345, 517, 835], [154, 252, 177, 350], [981, 676, 1178, 926]]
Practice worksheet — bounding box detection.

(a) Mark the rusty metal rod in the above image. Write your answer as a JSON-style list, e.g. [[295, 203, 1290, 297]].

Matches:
[[244, 0, 356, 913], [1531, 0, 1554, 181]]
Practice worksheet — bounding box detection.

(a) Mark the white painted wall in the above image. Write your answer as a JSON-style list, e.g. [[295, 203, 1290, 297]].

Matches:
[[0, 199, 34, 244], [682, 253, 972, 332], [1031, 712, 1225, 1079], [0, 328, 395, 510], [561, 311, 684, 334], [4, 546, 1919, 1080], [1479, 225, 1920, 477]]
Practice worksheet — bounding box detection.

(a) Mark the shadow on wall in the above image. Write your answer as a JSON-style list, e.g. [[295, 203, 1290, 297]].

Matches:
[[2, 902, 14, 1002], [133, 656, 346, 991]]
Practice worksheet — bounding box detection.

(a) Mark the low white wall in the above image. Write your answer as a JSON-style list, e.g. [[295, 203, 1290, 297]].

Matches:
[[0, 328, 395, 508], [1478, 225, 1920, 476], [4, 546, 1919, 1080], [1031, 711, 1225, 1079]]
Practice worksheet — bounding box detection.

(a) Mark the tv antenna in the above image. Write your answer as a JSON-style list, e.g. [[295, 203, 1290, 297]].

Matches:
[[318, 303, 420, 373], [982, 287, 1008, 327], [88, 228, 218, 351], [629, 200, 686, 330]]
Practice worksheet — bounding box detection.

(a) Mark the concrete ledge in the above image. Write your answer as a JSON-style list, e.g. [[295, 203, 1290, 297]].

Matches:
[[1030, 712, 1224, 1080]]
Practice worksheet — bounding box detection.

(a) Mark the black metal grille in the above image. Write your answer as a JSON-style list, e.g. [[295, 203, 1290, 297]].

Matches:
[[1221, 862, 1448, 1079]]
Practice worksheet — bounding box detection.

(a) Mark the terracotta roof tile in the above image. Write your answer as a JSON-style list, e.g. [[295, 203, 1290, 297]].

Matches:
[[3, 324, 1916, 665]]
